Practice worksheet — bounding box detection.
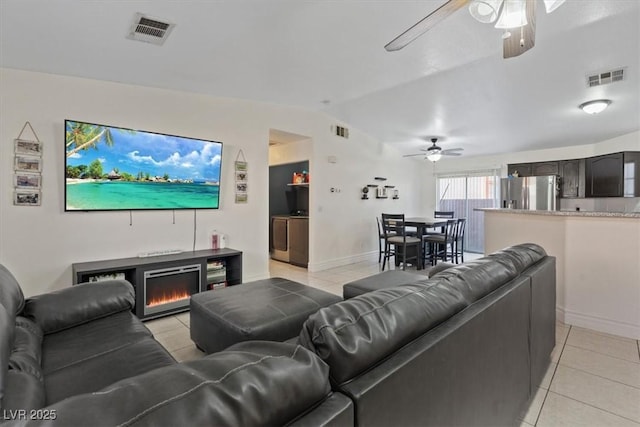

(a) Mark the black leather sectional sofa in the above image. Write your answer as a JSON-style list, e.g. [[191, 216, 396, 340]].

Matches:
[[0, 243, 555, 426]]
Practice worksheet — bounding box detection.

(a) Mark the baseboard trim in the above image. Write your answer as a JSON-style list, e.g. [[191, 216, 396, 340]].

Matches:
[[308, 251, 377, 273], [556, 306, 640, 340]]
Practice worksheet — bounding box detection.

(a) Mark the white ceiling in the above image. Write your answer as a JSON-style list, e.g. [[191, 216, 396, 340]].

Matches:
[[1, 0, 638, 158]]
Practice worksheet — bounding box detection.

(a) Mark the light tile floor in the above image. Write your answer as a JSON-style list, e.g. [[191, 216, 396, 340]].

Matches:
[[146, 254, 640, 426]]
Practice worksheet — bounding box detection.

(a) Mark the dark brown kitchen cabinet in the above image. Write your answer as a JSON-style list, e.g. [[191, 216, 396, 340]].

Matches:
[[507, 163, 532, 177], [585, 153, 624, 197], [559, 159, 585, 198], [532, 161, 559, 176], [288, 217, 309, 267]]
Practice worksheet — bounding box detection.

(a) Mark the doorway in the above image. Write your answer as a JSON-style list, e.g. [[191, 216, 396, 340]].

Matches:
[[268, 129, 312, 268]]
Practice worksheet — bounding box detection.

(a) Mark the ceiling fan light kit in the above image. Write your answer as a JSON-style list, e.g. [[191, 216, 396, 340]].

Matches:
[[494, 0, 528, 29], [427, 152, 443, 162], [543, 0, 565, 14], [579, 99, 612, 115], [388, 0, 566, 57], [469, 0, 503, 24]]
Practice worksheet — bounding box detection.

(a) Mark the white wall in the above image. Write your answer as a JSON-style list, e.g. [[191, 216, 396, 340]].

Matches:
[[0, 68, 428, 295]]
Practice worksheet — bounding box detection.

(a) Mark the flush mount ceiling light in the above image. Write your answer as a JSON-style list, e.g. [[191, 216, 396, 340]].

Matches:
[[579, 99, 612, 115]]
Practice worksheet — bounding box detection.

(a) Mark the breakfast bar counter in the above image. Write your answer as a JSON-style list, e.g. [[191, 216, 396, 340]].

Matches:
[[477, 208, 640, 340], [477, 208, 640, 218]]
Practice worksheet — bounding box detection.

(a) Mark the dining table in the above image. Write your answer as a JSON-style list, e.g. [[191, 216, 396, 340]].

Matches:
[[404, 217, 452, 270]]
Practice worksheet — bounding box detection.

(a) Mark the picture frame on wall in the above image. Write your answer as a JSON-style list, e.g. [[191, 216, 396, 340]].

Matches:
[[14, 191, 41, 206], [14, 155, 42, 173], [14, 173, 42, 189], [14, 139, 43, 156]]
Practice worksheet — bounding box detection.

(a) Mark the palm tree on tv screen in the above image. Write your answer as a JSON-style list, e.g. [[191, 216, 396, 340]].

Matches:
[[66, 122, 132, 158]]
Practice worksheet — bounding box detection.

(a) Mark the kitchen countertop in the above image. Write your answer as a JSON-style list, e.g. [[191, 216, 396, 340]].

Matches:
[[475, 208, 640, 218]]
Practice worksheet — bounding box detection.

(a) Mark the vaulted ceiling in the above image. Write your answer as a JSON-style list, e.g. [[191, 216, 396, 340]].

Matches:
[[1, 0, 638, 158]]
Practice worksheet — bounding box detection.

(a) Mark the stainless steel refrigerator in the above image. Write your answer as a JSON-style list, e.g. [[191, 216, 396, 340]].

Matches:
[[500, 176, 559, 211]]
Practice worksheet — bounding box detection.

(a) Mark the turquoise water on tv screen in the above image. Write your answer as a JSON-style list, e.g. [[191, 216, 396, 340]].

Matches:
[[66, 181, 220, 210]]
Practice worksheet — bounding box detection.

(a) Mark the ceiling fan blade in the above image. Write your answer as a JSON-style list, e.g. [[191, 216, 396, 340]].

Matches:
[[503, 0, 536, 59], [385, 0, 470, 52], [403, 153, 427, 157], [441, 148, 464, 154], [442, 151, 463, 156]]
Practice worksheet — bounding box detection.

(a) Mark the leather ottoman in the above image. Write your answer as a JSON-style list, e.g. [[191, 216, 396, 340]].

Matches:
[[342, 270, 428, 299], [190, 277, 342, 354]]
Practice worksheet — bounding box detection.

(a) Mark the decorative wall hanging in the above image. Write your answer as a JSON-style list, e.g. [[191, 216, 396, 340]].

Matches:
[[13, 121, 42, 206], [234, 149, 248, 204]]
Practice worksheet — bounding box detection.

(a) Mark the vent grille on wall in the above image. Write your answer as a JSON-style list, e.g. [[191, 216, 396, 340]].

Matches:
[[332, 125, 349, 139], [587, 68, 625, 87], [127, 13, 175, 45]]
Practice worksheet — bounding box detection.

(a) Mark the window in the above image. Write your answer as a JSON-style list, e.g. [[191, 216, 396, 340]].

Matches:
[[436, 170, 500, 253]]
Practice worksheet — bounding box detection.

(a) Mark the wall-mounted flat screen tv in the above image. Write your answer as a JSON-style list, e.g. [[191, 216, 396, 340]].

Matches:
[[65, 120, 222, 211]]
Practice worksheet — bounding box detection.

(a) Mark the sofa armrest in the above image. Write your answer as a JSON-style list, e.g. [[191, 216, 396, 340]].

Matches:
[[22, 280, 135, 334]]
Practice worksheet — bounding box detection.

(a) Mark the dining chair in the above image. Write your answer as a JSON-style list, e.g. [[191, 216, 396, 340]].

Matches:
[[423, 219, 457, 266], [453, 218, 467, 264], [376, 217, 388, 264], [431, 211, 455, 234], [434, 211, 455, 218], [381, 214, 421, 271]]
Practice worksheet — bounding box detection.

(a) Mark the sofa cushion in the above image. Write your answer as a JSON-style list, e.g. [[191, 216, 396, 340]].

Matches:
[[45, 336, 175, 405], [299, 283, 467, 385], [2, 370, 45, 411], [9, 317, 43, 380], [23, 280, 135, 334], [0, 304, 14, 410], [42, 311, 154, 374], [0, 264, 25, 317], [486, 243, 547, 273], [32, 342, 333, 427]]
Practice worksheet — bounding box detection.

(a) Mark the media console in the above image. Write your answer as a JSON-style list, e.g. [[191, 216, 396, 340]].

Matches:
[[72, 248, 243, 320]]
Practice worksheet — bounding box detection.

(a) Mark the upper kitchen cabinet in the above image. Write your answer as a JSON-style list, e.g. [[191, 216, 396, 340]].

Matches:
[[531, 161, 559, 176], [508, 161, 559, 177], [559, 159, 585, 198], [507, 163, 532, 177], [585, 153, 623, 197]]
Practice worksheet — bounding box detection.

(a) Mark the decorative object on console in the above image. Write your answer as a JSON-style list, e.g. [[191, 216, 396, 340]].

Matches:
[[235, 149, 248, 204], [64, 119, 223, 211], [13, 121, 42, 207]]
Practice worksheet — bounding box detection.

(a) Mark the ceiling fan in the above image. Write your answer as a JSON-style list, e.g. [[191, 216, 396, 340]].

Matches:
[[385, 0, 566, 59], [403, 138, 464, 162]]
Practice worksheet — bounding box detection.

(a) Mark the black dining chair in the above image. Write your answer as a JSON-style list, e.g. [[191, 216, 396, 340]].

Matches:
[[434, 211, 455, 218], [423, 219, 457, 266], [376, 217, 394, 264], [381, 214, 421, 271], [453, 218, 467, 264]]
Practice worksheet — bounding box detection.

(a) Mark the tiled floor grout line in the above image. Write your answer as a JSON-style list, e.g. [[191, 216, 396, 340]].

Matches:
[[532, 324, 571, 426], [556, 362, 640, 391], [562, 342, 640, 365], [547, 390, 640, 425]]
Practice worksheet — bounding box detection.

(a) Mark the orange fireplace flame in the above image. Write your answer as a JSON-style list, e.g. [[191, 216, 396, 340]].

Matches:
[[147, 289, 190, 307]]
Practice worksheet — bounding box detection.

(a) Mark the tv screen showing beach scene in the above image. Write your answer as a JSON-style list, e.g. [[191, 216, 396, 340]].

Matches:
[[65, 120, 222, 211]]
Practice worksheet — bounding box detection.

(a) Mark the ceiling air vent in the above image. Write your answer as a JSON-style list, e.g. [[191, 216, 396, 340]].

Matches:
[[332, 125, 349, 139], [127, 13, 175, 46], [586, 68, 625, 87]]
